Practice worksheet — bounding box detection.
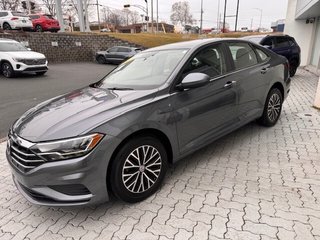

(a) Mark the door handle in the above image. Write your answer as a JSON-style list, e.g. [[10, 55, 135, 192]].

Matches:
[[224, 81, 236, 88], [261, 67, 269, 74]]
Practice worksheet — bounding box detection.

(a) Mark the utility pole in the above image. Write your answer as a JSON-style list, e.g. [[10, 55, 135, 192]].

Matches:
[[200, 0, 203, 34], [235, 0, 239, 32], [156, 0, 158, 33], [223, 0, 227, 33], [250, 18, 253, 31], [217, 0, 220, 31], [77, 0, 85, 32], [151, 0, 154, 33], [96, 0, 101, 31]]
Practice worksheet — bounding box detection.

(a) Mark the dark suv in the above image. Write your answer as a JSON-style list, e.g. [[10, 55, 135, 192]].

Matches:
[[242, 35, 301, 77]]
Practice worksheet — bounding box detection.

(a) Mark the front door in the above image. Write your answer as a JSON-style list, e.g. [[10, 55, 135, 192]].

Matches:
[[171, 43, 239, 154]]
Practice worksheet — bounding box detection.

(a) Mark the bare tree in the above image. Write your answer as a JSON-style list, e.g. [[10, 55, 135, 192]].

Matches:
[[0, 0, 19, 10], [36, 0, 69, 16], [129, 10, 140, 24], [170, 1, 194, 26]]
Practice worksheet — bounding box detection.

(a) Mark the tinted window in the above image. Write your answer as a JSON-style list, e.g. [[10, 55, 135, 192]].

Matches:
[[261, 38, 273, 47], [255, 48, 269, 62], [30, 15, 39, 19], [0, 12, 8, 17], [182, 44, 226, 78], [108, 47, 118, 53], [275, 37, 290, 48], [12, 12, 27, 17], [44, 15, 54, 19], [117, 47, 131, 53], [227, 42, 258, 70]]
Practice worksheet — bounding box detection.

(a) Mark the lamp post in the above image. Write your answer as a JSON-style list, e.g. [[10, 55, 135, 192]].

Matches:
[[96, 0, 101, 31], [254, 8, 262, 31]]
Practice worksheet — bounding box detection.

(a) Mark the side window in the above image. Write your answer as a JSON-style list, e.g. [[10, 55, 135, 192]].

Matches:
[[117, 47, 130, 53], [0, 12, 8, 17], [227, 42, 258, 70], [108, 47, 118, 53], [261, 38, 273, 47], [182, 44, 226, 78], [275, 37, 290, 48], [255, 47, 270, 62], [0, 12, 4, 17]]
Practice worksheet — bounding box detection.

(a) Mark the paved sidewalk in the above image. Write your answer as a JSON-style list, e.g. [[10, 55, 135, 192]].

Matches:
[[0, 69, 319, 240]]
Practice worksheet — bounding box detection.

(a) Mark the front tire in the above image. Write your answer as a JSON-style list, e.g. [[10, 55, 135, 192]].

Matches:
[[35, 25, 43, 32], [258, 88, 283, 127], [1, 62, 15, 78], [97, 55, 106, 64], [109, 136, 168, 203], [3, 23, 11, 30]]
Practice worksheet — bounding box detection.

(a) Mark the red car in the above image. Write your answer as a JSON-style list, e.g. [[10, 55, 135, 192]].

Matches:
[[29, 14, 60, 32]]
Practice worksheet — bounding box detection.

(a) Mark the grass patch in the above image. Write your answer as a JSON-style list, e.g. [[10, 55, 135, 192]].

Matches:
[[106, 32, 270, 48]]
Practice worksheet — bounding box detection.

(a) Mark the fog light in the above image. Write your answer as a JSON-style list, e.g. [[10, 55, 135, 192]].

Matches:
[[16, 64, 21, 69]]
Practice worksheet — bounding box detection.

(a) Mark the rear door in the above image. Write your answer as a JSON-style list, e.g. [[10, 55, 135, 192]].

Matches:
[[105, 47, 119, 61], [171, 43, 239, 154], [225, 41, 269, 122]]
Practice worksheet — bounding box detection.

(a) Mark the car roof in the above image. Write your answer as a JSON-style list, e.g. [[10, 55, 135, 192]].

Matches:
[[0, 38, 17, 42], [111, 46, 140, 50]]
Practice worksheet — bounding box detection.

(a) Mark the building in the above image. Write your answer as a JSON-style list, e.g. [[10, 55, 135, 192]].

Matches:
[[284, 0, 320, 107], [271, 19, 285, 32]]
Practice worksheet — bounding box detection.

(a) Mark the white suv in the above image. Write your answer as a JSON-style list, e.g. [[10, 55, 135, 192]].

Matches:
[[0, 11, 33, 30], [0, 39, 48, 78]]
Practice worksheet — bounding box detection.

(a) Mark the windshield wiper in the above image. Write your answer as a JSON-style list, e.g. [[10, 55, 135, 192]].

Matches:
[[107, 87, 134, 90]]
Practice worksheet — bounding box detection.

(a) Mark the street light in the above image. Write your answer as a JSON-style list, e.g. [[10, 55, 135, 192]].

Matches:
[[253, 8, 262, 31]]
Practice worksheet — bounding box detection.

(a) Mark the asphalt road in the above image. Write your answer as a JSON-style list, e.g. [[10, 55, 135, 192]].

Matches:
[[0, 62, 115, 139]]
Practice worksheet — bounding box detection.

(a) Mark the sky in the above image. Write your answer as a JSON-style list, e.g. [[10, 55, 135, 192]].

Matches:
[[98, 0, 289, 30]]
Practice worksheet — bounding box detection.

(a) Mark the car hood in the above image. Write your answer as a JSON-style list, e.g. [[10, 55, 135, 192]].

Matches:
[[6, 51, 46, 59], [13, 87, 157, 142]]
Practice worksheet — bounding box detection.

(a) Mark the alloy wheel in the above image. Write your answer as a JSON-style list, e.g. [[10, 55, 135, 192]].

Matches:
[[122, 145, 162, 194], [267, 93, 281, 122], [2, 63, 12, 78]]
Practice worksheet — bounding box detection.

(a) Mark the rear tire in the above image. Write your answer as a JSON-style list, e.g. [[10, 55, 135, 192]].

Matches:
[[109, 136, 168, 203], [3, 23, 11, 30], [289, 59, 298, 77], [258, 88, 283, 127], [1, 62, 15, 78], [35, 25, 43, 32], [97, 55, 106, 64]]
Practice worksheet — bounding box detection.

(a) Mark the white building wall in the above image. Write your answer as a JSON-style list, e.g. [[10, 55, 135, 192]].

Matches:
[[284, 0, 317, 66]]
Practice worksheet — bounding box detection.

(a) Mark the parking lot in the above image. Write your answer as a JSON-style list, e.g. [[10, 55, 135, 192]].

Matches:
[[0, 68, 319, 239]]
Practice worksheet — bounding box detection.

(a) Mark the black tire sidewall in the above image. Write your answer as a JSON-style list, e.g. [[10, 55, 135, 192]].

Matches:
[[3, 23, 11, 30], [2, 62, 14, 78], [97, 56, 106, 64], [260, 88, 283, 127], [110, 136, 168, 203]]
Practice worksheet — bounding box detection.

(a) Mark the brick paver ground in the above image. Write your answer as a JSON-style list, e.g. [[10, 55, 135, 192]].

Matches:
[[0, 69, 319, 240]]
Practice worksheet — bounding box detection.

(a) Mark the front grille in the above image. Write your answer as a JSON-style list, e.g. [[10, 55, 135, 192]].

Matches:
[[9, 138, 45, 172], [21, 58, 46, 65]]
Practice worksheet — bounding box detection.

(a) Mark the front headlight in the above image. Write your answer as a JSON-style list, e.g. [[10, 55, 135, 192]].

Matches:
[[31, 133, 104, 161], [13, 58, 24, 62]]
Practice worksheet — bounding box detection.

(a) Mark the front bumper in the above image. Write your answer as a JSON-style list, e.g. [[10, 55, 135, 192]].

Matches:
[[6, 135, 120, 206], [13, 62, 48, 73], [11, 22, 33, 29]]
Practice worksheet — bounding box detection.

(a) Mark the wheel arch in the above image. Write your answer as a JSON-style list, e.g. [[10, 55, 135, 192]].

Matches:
[[270, 82, 284, 99], [106, 128, 173, 193]]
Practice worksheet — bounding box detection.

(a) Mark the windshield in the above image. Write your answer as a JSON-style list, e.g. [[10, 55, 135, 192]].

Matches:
[[96, 49, 188, 90], [0, 42, 28, 52]]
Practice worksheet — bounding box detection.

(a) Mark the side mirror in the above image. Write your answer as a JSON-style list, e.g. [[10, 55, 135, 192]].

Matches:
[[177, 73, 210, 90]]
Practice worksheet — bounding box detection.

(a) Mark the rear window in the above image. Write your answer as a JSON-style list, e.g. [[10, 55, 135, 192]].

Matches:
[[275, 37, 290, 48], [12, 12, 27, 17], [44, 15, 54, 19], [117, 47, 131, 53]]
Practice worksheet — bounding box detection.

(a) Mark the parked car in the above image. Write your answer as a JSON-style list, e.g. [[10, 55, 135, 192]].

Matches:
[[29, 14, 60, 32], [242, 34, 301, 77], [240, 27, 249, 32], [7, 39, 290, 205], [95, 46, 141, 64], [0, 38, 48, 78], [100, 28, 111, 32], [0, 11, 33, 31]]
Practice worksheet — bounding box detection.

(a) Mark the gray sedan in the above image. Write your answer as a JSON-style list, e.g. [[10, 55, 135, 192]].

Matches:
[[96, 46, 141, 64], [7, 38, 290, 206]]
